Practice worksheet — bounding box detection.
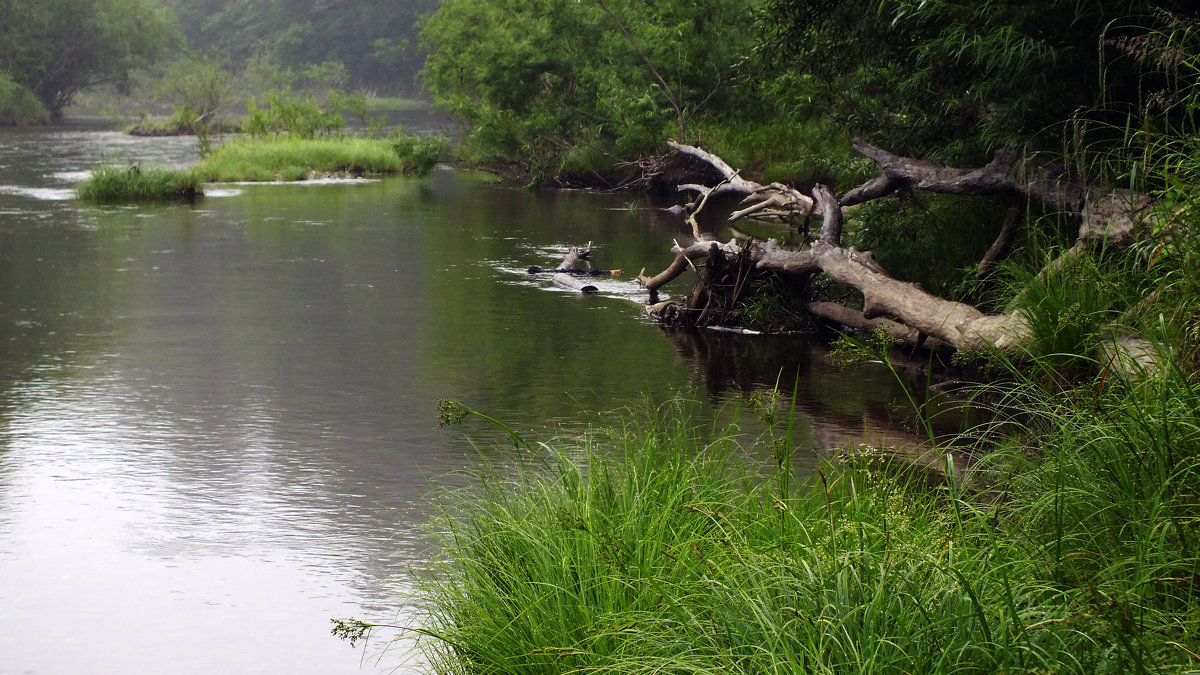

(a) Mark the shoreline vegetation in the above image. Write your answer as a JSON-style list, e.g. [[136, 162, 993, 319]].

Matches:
[[25, 1, 1197, 671], [337, 348, 1199, 673], [0, 75, 50, 127], [74, 92, 448, 202]]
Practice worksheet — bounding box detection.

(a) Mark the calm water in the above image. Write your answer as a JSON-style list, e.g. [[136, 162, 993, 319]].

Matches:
[[0, 120, 938, 674]]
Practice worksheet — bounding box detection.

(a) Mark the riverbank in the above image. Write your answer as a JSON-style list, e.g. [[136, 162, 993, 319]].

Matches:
[[370, 354, 1199, 673]]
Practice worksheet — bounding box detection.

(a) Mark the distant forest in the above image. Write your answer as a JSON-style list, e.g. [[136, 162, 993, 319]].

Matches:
[[0, 0, 437, 124], [163, 0, 438, 91]]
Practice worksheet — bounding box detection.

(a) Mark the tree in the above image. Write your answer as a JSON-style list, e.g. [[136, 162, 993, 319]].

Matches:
[[0, 0, 179, 115], [161, 0, 438, 91], [633, 7, 1200, 376], [420, 0, 759, 178]]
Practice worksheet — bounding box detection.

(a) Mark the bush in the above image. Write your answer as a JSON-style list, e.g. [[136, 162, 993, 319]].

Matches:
[[389, 129, 448, 176], [242, 92, 345, 139], [0, 74, 49, 126]]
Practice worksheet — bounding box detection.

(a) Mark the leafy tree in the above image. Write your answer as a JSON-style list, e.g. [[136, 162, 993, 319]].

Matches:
[[0, 0, 179, 115], [242, 92, 346, 140], [421, 0, 759, 177], [754, 0, 1200, 162], [159, 53, 234, 156]]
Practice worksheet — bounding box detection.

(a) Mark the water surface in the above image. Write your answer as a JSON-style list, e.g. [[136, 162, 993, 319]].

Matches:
[[0, 120, 938, 673]]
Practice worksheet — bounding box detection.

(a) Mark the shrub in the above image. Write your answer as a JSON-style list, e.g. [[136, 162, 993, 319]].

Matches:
[[389, 129, 448, 176], [0, 74, 49, 126], [242, 92, 345, 139]]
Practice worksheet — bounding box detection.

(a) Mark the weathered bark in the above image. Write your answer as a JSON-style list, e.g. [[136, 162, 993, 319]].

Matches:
[[553, 273, 599, 294], [638, 141, 1164, 376], [531, 242, 615, 294], [558, 243, 592, 271], [842, 139, 1163, 247], [636, 240, 739, 293]]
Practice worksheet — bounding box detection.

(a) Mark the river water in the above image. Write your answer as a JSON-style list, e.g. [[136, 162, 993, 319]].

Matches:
[[0, 119, 940, 673]]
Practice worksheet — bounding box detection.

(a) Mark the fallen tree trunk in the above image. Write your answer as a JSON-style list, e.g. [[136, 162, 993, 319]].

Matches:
[[553, 272, 599, 294], [639, 142, 1165, 376], [530, 242, 620, 295]]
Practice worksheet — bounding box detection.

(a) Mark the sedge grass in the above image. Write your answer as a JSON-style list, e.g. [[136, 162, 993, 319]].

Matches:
[[193, 137, 402, 181], [379, 387, 1199, 674], [192, 135, 444, 182], [75, 165, 201, 203]]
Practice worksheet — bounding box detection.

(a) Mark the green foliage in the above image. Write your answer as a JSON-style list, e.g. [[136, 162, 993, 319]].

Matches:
[[192, 137, 416, 182], [75, 165, 201, 203], [754, 0, 1199, 162], [1002, 249, 1131, 377], [383, 380, 1200, 673], [421, 0, 759, 178], [242, 92, 346, 140], [690, 117, 875, 192], [0, 0, 179, 114], [160, 0, 437, 91], [829, 325, 903, 372], [0, 72, 48, 125], [844, 194, 1010, 298], [966, 358, 1200, 672], [389, 128, 448, 176], [733, 272, 811, 333]]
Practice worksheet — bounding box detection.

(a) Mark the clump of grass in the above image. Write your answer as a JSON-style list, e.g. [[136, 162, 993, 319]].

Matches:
[[76, 165, 201, 203], [352, 385, 1198, 674], [192, 135, 446, 182]]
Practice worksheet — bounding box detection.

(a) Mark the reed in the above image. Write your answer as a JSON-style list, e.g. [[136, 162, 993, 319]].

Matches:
[[75, 165, 201, 203]]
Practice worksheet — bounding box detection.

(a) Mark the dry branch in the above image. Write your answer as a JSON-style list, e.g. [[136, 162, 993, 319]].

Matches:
[[638, 141, 1164, 376]]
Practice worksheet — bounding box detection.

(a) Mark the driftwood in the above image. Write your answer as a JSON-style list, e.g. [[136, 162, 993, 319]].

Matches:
[[638, 141, 1166, 375], [553, 273, 599, 294], [530, 242, 623, 294]]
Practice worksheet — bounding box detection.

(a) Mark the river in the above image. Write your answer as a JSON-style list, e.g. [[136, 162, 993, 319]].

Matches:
[[0, 118, 941, 674]]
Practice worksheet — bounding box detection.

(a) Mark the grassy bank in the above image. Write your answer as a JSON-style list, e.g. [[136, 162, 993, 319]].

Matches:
[[192, 135, 445, 182], [75, 165, 201, 203], [347, 362, 1198, 673]]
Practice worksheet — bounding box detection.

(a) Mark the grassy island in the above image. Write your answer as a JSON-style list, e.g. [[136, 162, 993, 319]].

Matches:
[[191, 135, 444, 182], [75, 165, 201, 203]]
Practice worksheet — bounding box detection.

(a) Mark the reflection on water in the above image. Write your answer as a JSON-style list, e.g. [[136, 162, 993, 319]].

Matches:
[[0, 119, 949, 674]]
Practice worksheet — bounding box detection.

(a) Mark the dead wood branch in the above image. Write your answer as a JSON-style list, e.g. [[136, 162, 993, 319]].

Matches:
[[638, 142, 1164, 377]]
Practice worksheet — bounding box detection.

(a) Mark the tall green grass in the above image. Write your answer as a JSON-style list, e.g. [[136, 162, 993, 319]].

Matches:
[[75, 165, 201, 203], [364, 381, 1198, 674], [194, 137, 399, 181], [192, 135, 446, 182]]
